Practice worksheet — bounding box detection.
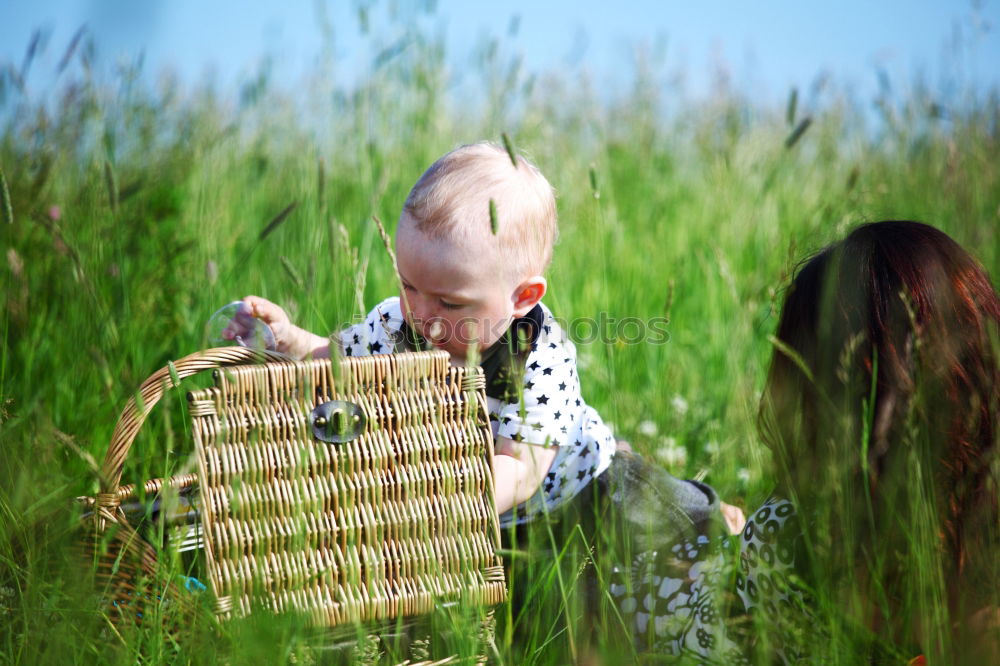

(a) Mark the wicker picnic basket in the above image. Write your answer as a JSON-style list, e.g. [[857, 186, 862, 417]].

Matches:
[[79, 346, 507, 629]]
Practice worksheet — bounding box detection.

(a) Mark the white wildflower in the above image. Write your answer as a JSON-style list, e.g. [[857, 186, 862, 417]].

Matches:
[[655, 437, 687, 468], [638, 420, 658, 436], [737, 467, 751, 484], [671, 394, 689, 416]]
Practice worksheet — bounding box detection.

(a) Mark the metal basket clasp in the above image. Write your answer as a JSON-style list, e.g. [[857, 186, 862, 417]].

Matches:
[[310, 400, 365, 443]]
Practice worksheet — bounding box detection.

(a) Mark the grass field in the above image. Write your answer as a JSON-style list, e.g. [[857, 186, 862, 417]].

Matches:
[[1, 17, 998, 664]]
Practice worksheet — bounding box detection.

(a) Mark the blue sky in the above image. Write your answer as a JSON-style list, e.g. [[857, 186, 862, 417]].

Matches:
[[3, 0, 998, 103]]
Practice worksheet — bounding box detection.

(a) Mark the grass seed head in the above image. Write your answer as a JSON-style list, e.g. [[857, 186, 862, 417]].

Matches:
[[57, 25, 87, 74], [0, 168, 12, 224], [259, 201, 298, 241], [501, 132, 519, 168], [280, 255, 304, 289], [317, 158, 327, 214], [30, 151, 53, 200], [846, 166, 860, 192], [20, 29, 42, 81], [784, 116, 813, 149], [786, 87, 799, 126], [6, 247, 23, 277], [103, 159, 118, 213]]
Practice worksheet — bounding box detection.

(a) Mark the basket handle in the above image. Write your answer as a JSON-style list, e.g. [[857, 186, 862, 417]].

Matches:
[[94, 347, 289, 521]]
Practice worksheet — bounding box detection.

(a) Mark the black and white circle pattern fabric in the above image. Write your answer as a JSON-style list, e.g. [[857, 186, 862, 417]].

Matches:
[[737, 497, 812, 662], [338, 298, 616, 526], [608, 535, 749, 663]]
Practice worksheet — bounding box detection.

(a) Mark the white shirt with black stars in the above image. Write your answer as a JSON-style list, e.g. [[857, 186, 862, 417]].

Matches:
[[337, 297, 617, 526]]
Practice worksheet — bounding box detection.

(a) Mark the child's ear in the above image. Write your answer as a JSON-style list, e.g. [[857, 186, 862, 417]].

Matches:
[[512, 276, 547, 316]]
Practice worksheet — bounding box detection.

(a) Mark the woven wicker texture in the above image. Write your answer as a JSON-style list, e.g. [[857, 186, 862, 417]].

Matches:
[[188, 350, 506, 625], [79, 515, 200, 629], [83, 347, 290, 624]]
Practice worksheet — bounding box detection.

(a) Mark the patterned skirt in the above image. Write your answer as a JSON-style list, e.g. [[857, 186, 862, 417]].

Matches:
[[502, 451, 748, 662]]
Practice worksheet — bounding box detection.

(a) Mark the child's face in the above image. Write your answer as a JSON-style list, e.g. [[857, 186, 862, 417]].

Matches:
[[395, 217, 529, 362]]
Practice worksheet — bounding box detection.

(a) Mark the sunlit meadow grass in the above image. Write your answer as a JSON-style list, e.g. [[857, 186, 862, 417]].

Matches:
[[1, 14, 998, 664]]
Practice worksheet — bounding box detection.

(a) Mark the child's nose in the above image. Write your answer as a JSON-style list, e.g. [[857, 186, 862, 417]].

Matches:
[[404, 292, 432, 325]]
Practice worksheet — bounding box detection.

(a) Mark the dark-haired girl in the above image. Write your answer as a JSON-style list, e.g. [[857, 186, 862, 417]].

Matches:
[[740, 221, 1000, 662]]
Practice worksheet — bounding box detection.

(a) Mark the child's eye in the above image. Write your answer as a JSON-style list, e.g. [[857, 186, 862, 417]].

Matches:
[[439, 300, 464, 310], [402, 283, 415, 292]]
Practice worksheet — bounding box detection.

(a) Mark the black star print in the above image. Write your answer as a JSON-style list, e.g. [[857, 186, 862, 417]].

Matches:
[[528, 360, 540, 371], [502, 416, 512, 425], [577, 469, 588, 481], [547, 472, 556, 481], [381, 311, 391, 321], [525, 381, 534, 390], [575, 399, 581, 407], [368, 321, 375, 331], [353, 334, 360, 344], [560, 425, 568, 433], [530, 343, 538, 352], [537, 394, 549, 405], [543, 325, 551, 334], [558, 382, 567, 391], [542, 367, 553, 375], [549, 342, 558, 349], [345, 347, 353, 356], [371, 341, 383, 352], [553, 411, 562, 420]]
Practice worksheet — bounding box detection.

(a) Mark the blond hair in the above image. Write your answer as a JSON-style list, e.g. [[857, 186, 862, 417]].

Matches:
[[402, 142, 557, 280]]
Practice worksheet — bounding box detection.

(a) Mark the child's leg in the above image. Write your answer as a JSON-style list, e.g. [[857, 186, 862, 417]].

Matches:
[[594, 452, 738, 655]]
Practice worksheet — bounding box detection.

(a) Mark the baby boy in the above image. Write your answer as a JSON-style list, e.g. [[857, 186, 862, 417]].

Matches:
[[240, 143, 618, 525]]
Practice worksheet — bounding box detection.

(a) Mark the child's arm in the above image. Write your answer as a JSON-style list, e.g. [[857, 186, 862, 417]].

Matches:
[[492, 436, 557, 514], [228, 295, 331, 359]]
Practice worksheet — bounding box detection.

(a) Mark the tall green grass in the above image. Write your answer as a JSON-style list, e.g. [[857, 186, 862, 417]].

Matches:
[[1, 12, 998, 664]]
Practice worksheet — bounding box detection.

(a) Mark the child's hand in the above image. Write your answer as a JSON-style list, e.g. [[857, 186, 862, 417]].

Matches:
[[222, 295, 329, 359], [225, 296, 291, 347], [720, 501, 746, 535]]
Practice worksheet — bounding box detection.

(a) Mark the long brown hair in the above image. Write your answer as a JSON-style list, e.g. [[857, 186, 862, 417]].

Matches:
[[759, 220, 999, 646]]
